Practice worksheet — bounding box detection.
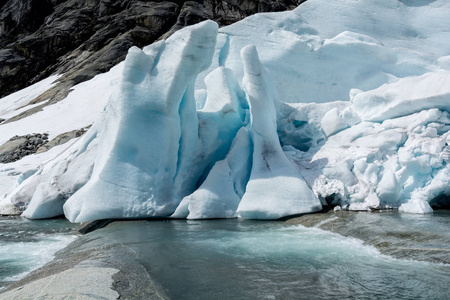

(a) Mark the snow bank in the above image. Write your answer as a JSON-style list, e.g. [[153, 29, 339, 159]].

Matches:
[[352, 71, 450, 121], [196, 0, 448, 103], [0, 75, 59, 121]]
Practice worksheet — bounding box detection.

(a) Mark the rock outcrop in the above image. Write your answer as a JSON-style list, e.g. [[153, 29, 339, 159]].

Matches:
[[36, 127, 89, 154], [0, 133, 48, 163], [0, 127, 90, 164]]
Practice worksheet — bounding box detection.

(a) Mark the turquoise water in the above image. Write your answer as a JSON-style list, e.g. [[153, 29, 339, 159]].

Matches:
[[1, 213, 449, 299], [0, 217, 77, 290], [317, 210, 450, 264], [99, 217, 450, 299]]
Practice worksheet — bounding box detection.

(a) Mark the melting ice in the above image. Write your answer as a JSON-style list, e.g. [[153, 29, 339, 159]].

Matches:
[[1, 0, 450, 221]]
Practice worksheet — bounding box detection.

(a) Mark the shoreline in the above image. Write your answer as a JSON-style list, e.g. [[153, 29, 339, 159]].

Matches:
[[1, 211, 449, 299], [0, 220, 168, 300]]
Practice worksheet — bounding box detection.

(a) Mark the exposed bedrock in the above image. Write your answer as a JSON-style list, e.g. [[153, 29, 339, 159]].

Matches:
[[0, 127, 89, 164], [0, 133, 48, 163]]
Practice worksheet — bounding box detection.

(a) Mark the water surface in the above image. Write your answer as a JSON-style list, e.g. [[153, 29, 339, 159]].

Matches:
[[98, 217, 450, 299], [0, 216, 77, 290], [1, 213, 449, 299]]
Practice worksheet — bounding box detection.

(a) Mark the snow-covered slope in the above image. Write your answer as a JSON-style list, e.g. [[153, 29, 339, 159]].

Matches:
[[1, 0, 449, 220]]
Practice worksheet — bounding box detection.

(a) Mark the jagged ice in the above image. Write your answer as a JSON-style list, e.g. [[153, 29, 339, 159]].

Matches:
[[1, 0, 450, 220]]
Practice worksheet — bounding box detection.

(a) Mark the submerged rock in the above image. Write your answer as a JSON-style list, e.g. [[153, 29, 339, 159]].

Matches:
[[287, 210, 450, 264]]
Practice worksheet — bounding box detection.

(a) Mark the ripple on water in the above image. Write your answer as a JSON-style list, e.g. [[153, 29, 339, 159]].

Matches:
[[0, 217, 77, 290], [91, 217, 450, 300]]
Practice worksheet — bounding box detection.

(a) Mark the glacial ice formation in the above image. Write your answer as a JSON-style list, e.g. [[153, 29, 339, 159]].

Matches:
[[173, 127, 251, 219], [1, 0, 450, 220], [235, 45, 321, 219], [286, 108, 450, 214], [13, 20, 323, 222], [62, 21, 219, 222]]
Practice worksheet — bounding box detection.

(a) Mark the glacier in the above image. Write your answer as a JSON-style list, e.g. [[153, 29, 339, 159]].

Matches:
[[1, 0, 450, 221]]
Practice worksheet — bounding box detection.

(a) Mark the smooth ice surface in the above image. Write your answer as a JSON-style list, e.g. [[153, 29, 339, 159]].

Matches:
[[236, 45, 321, 219], [63, 21, 219, 222], [321, 108, 349, 137], [175, 127, 251, 219], [352, 71, 450, 121]]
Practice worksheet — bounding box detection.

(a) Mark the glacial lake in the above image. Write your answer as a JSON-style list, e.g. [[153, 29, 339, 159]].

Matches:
[[1, 212, 450, 299]]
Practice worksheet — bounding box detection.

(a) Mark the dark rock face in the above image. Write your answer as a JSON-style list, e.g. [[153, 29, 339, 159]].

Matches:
[[0, 133, 49, 163], [0, 127, 88, 163], [0, 0, 305, 100]]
